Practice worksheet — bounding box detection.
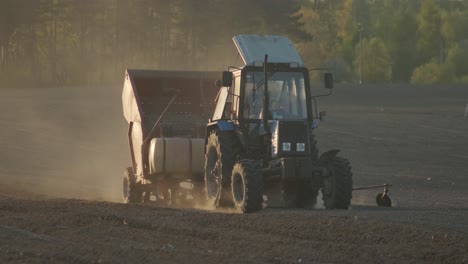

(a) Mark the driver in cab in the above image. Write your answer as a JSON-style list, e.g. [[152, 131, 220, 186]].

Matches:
[[245, 75, 290, 120]]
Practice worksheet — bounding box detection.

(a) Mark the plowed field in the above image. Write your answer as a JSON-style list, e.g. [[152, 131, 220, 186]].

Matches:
[[1, 84, 467, 263]]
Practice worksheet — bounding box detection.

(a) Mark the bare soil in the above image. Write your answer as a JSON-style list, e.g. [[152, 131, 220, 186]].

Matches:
[[0, 84, 467, 263]]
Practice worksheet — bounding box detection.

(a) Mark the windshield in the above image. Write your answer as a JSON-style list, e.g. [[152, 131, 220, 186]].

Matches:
[[244, 71, 307, 120]]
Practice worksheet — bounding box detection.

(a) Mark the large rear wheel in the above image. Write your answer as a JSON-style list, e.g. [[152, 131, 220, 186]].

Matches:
[[204, 132, 239, 208], [122, 167, 143, 204], [231, 159, 263, 213]]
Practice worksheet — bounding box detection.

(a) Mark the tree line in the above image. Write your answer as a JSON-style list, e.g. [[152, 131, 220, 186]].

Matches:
[[1, 0, 467, 88]]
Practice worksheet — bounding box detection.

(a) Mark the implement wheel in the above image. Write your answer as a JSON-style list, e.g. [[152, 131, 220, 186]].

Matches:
[[122, 167, 143, 204], [376, 193, 392, 207], [231, 159, 263, 213]]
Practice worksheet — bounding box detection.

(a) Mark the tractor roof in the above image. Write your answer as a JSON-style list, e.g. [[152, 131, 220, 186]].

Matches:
[[233, 35, 304, 67]]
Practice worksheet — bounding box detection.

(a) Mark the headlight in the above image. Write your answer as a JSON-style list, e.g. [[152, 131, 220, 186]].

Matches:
[[296, 143, 305, 152], [282, 142, 291, 151]]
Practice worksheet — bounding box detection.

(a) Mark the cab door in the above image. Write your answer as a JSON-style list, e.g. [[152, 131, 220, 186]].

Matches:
[[231, 72, 241, 121]]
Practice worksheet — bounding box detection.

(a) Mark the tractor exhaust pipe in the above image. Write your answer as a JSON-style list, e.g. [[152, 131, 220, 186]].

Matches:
[[263, 54, 270, 131]]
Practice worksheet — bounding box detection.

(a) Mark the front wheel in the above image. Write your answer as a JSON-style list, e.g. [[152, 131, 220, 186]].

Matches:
[[321, 157, 353, 209], [231, 159, 263, 213]]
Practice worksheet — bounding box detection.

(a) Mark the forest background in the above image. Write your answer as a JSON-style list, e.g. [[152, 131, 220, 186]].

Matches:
[[1, 0, 468, 88]]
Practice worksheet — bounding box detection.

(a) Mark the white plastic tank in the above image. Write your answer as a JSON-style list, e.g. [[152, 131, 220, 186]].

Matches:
[[148, 138, 205, 177]]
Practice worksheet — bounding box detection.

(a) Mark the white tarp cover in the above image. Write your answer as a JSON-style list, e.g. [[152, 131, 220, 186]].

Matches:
[[233, 35, 304, 66], [122, 73, 141, 124]]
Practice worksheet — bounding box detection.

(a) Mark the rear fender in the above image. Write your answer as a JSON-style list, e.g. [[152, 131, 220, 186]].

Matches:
[[216, 120, 235, 131], [319, 149, 340, 163], [316, 149, 340, 179], [205, 121, 235, 142], [204, 121, 235, 152], [204, 122, 246, 154]]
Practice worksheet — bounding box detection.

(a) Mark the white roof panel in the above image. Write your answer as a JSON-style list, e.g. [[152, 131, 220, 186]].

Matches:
[[233, 35, 304, 66]]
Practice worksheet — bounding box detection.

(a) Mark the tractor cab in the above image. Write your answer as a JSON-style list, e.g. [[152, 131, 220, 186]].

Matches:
[[217, 64, 314, 160], [210, 35, 333, 160], [221, 64, 311, 123]]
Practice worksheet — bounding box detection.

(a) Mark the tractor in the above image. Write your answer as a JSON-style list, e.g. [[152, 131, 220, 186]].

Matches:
[[203, 35, 353, 213]]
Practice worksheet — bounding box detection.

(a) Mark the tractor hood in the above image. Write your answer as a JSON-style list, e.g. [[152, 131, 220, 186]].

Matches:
[[233, 35, 304, 67]]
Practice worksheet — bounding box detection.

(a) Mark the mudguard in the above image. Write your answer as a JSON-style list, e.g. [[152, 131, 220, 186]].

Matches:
[[319, 149, 340, 163], [216, 120, 235, 131]]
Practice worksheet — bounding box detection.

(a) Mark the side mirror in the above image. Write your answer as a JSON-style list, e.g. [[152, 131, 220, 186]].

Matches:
[[324, 73, 334, 89], [222, 71, 233, 87]]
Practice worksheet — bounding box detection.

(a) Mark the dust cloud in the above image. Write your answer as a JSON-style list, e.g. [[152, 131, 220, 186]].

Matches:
[[0, 86, 128, 202]]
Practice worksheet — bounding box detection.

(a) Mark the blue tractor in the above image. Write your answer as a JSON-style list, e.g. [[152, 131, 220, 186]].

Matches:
[[203, 35, 353, 213]]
